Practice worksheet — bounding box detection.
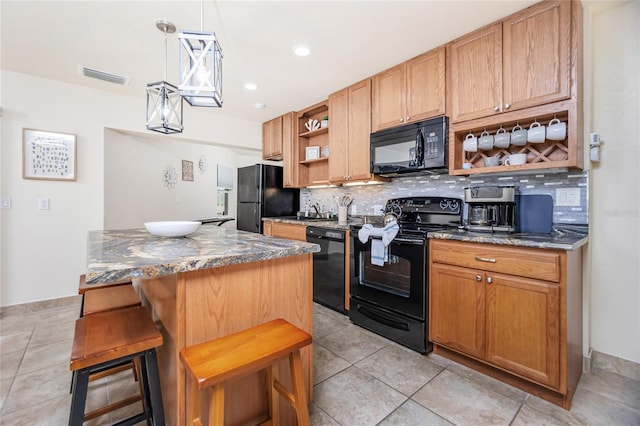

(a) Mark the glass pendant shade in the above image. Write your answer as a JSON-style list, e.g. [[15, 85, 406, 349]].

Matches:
[[146, 81, 183, 134], [178, 30, 223, 107]]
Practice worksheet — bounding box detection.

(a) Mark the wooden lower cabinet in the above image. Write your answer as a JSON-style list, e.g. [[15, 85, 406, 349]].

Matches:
[[263, 221, 307, 242], [429, 239, 582, 409]]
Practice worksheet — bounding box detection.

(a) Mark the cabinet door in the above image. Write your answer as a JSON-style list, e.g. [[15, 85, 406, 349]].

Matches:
[[281, 112, 298, 187], [262, 116, 283, 159], [346, 79, 373, 181], [406, 46, 445, 123], [430, 263, 486, 359], [503, 0, 571, 112], [328, 88, 349, 183], [372, 64, 405, 131], [263, 221, 272, 236], [486, 273, 560, 388], [449, 23, 503, 123]]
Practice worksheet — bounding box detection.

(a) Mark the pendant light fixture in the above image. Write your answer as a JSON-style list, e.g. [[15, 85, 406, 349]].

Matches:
[[146, 20, 184, 134], [178, 0, 223, 107]]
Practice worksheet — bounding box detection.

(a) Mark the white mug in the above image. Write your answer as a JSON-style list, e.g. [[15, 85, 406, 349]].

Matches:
[[463, 133, 478, 152], [483, 156, 501, 167], [527, 121, 545, 143], [511, 125, 528, 146], [547, 118, 567, 140], [478, 130, 494, 151], [494, 127, 511, 148], [504, 153, 527, 165]]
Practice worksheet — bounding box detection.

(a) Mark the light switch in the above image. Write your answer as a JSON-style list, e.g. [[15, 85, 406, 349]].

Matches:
[[0, 197, 11, 209], [38, 197, 50, 210]]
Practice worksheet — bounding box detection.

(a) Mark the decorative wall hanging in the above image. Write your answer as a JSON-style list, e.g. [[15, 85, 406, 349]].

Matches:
[[163, 164, 177, 189], [198, 156, 208, 175], [22, 128, 77, 181], [182, 160, 194, 181]]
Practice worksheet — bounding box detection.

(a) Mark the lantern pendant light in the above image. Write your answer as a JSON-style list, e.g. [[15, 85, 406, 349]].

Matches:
[[146, 20, 184, 134], [178, 0, 223, 107]]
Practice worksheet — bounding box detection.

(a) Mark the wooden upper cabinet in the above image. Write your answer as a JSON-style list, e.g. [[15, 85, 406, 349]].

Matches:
[[281, 112, 298, 188], [329, 79, 373, 184], [262, 116, 283, 160], [449, 23, 503, 123], [372, 46, 445, 132], [448, 0, 571, 123], [405, 46, 446, 124], [503, 0, 571, 112]]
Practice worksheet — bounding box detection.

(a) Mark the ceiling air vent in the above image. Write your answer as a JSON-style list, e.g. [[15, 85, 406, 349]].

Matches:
[[78, 66, 129, 86]]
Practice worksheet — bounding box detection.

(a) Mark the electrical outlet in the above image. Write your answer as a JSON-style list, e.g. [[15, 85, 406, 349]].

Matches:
[[0, 197, 11, 209], [556, 188, 581, 207]]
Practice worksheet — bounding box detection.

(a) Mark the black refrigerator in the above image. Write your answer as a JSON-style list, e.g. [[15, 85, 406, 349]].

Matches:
[[236, 164, 300, 233]]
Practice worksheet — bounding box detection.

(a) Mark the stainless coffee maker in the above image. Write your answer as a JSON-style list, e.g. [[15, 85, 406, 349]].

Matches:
[[463, 185, 517, 232]]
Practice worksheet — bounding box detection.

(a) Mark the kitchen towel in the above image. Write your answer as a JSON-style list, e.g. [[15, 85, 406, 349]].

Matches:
[[358, 222, 399, 266]]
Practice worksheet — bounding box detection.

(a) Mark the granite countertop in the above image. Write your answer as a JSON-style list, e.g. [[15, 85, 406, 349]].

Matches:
[[263, 217, 357, 230], [86, 226, 320, 284], [428, 225, 589, 250]]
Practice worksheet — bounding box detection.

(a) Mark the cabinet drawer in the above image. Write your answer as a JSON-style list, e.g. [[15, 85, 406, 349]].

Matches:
[[270, 222, 307, 242], [430, 240, 561, 283]]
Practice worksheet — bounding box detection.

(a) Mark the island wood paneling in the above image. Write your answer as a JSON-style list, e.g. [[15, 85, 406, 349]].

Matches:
[[138, 253, 313, 425]]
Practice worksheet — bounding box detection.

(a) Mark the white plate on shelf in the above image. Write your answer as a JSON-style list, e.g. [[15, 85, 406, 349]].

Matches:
[[144, 221, 202, 237]]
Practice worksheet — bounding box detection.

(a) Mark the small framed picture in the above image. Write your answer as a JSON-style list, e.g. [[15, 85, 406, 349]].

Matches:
[[23, 128, 77, 181], [182, 160, 194, 181], [305, 146, 320, 161]]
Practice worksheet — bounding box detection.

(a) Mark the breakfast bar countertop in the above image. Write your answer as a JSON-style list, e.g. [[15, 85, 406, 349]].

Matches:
[[428, 225, 589, 251], [85, 226, 320, 284]]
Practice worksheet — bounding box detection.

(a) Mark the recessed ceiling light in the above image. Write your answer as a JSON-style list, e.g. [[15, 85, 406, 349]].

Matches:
[[244, 83, 258, 91], [293, 45, 311, 57], [254, 103, 266, 109]]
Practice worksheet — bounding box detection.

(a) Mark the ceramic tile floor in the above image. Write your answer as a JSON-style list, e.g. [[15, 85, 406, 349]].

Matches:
[[1, 298, 639, 425]]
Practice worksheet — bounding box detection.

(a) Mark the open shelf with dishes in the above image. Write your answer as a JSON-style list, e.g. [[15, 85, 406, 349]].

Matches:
[[297, 100, 330, 186], [449, 100, 583, 175]]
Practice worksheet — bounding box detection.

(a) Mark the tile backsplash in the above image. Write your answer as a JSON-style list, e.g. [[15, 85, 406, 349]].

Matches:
[[301, 170, 589, 225]]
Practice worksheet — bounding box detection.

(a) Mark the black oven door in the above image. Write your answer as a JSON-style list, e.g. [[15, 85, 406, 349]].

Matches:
[[350, 235, 426, 320]]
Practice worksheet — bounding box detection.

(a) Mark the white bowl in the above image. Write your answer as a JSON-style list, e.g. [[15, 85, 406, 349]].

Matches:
[[144, 221, 202, 237]]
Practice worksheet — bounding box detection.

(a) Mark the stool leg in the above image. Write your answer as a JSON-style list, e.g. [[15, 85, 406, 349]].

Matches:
[[289, 350, 310, 426], [267, 365, 280, 426], [143, 349, 165, 426], [208, 383, 225, 426], [68, 368, 90, 426]]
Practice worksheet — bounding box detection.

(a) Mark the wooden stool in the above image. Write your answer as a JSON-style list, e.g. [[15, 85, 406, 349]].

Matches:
[[179, 318, 312, 426], [77, 274, 133, 316], [82, 284, 141, 316], [69, 306, 165, 426]]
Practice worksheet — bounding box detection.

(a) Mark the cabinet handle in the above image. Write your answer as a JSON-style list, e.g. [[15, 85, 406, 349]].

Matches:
[[493, 106, 499, 112], [406, 116, 411, 121], [475, 256, 496, 263], [504, 103, 511, 109], [475, 274, 482, 282], [399, 118, 404, 122], [487, 276, 493, 284]]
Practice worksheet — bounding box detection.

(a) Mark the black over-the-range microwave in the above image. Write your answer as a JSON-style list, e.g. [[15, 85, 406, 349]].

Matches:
[[370, 116, 448, 176]]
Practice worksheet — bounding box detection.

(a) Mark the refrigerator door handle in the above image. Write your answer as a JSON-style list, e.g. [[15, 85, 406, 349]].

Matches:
[[254, 204, 260, 230]]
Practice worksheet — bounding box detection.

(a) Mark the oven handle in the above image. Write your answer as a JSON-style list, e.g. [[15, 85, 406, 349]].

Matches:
[[357, 305, 410, 331], [354, 236, 424, 246]]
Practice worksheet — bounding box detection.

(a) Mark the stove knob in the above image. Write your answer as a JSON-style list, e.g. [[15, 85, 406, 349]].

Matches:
[[450, 200, 460, 211], [439, 200, 448, 210]]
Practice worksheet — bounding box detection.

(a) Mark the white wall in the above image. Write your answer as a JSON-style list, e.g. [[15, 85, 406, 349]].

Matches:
[[586, 0, 640, 363], [103, 130, 263, 229], [0, 70, 261, 306]]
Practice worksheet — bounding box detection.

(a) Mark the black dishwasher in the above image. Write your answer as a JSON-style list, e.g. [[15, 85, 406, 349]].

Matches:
[[306, 227, 346, 314]]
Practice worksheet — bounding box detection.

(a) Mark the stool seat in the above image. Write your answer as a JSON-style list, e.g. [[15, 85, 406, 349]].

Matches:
[[82, 284, 141, 316], [69, 306, 165, 426], [180, 318, 311, 425], [77, 273, 131, 295]]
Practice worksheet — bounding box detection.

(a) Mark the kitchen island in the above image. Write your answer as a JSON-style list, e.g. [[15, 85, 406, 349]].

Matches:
[[86, 226, 319, 425]]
